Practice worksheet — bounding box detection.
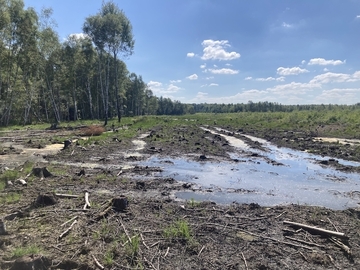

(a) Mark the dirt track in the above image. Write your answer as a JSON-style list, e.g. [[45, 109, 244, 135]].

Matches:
[[1, 123, 360, 269]]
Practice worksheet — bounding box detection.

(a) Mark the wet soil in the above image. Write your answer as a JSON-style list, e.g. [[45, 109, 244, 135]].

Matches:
[[1, 123, 360, 269]]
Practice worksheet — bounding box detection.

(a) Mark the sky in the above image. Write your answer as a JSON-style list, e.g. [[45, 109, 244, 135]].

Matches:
[[23, 0, 360, 105]]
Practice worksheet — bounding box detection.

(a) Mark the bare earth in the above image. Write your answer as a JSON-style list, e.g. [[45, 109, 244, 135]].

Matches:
[[1, 123, 360, 270]]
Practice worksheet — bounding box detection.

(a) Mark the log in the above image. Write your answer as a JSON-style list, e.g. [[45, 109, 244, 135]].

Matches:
[[55, 193, 79, 198], [283, 220, 347, 239]]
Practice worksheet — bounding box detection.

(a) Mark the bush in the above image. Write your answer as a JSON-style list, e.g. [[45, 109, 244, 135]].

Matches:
[[80, 125, 105, 136]]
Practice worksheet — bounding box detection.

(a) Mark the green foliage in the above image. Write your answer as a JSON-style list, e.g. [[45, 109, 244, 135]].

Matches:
[[0, 192, 21, 204], [164, 220, 191, 241], [0, 169, 19, 191], [11, 245, 42, 258]]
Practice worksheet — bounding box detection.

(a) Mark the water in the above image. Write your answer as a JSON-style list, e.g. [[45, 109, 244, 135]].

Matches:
[[141, 128, 360, 210]]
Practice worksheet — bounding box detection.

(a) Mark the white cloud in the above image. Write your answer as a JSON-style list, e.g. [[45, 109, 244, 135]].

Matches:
[[255, 76, 285, 82], [314, 88, 360, 105], [186, 74, 198, 80], [245, 76, 253, 80], [267, 82, 321, 94], [170, 79, 181, 83], [148, 81, 162, 88], [225, 63, 232, 66], [308, 58, 346, 66], [282, 22, 293, 28], [209, 83, 219, 87], [301, 60, 306, 65], [323, 68, 329, 72], [310, 71, 360, 84], [201, 39, 240, 61], [196, 91, 208, 98], [68, 33, 89, 40], [167, 84, 181, 93], [200, 63, 206, 69], [213, 64, 218, 68], [205, 76, 214, 80], [356, 15, 360, 19], [277, 67, 309, 76], [187, 52, 195, 58], [208, 68, 239, 75]]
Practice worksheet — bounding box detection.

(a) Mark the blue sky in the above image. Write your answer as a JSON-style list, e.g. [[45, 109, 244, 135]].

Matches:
[[24, 0, 360, 105]]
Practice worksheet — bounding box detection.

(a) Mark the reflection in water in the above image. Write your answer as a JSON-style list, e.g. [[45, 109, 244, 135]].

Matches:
[[142, 129, 360, 210]]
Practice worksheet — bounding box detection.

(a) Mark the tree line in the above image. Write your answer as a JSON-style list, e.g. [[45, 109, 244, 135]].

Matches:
[[0, 0, 188, 127]]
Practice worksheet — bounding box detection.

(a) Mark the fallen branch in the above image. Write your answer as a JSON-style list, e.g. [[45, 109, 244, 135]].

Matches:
[[198, 245, 206, 257], [92, 254, 104, 270], [83, 192, 91, 210], [285, 236, 326, 248], [59, 220, 77, 239], [283, 220, 347, 239], [61, 216, 78, 227], [241, 252, 249, 270], [330, 237, 351, 255], [140, 233, 149, 249], [164, 247, 170, 258], [275, 211, 287, 219], [55, 193, 79, 198]]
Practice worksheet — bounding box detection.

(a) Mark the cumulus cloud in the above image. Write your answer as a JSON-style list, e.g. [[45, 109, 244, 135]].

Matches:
[[245, 76, 253, 80], [301, 60, 306, 65], [267, 82, 321, 94], [277, 67, 309, 76], [256, 77, 285, 82], [314, 88, 360, 105], [170, 79, 181, 83], [225, 63, 232, 66], [201, 40, 240, 61], [200, 63, 206, 69], [209, 83, 219, 87], [187, 52, 195, 58], [208, 68, 239, 75], [356, 15, 360, 19], [205, 76, 214, 80], [310, 71, 360, 84], [68, 33, 89, 40], [186, 74, 198, 80], [147, 81, 181, 96], [308, 58, 345, 66], [147, 81, 162, 88]]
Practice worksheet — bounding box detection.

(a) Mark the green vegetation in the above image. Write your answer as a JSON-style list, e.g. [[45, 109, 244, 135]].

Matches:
[[164, 220, 191, 241], [0, 192, 21, 204], [0, 170, 19, 191], [11, 245, 42, 258]]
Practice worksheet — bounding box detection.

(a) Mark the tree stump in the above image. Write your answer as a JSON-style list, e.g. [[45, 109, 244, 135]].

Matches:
[[31, 167, 53, 178], [112, 197, 128, 211], [35, 194, 57, 207], [10, 255, 51, 270], [63, 140, 72, 150]]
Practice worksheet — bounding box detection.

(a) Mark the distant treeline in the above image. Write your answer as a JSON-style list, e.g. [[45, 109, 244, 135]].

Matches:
[[184, 102, 360, 114]]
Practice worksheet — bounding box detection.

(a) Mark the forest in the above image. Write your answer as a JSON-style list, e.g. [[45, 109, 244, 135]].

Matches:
[[1, 0, 359, 127]]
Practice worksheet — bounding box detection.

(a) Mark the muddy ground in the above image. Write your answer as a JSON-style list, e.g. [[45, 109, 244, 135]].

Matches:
[[1, 122, 360, 269]]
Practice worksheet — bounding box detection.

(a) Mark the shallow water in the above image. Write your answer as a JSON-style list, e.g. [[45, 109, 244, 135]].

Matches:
[[141, 129, 360, 210]]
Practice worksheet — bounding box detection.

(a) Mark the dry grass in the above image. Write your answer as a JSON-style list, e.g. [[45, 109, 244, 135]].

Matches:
[[79, 125, 106, 136]]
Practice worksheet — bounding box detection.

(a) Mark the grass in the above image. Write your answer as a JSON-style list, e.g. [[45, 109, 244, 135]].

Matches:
[[0, 170, 19, 191], [11, 245, 42, 258], [164, 219, 191, 241], [124, 234, 140, 264], [0, 192, 21, 204]]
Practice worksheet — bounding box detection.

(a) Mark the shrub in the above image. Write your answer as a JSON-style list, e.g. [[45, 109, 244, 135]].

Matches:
[[79, 125, 105, 136]]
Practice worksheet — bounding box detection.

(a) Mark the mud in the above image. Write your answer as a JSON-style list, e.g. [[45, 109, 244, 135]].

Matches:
[[1, 123, 360, 269]]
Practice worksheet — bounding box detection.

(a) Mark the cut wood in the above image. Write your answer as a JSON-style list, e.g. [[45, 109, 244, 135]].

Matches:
[[92, 254, 104, 270], [55, 193, 79, 198], [283, 220, 347, 239], [59, 220, 77, 239]]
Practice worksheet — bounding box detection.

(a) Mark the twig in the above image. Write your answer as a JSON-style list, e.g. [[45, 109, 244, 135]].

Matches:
[[61, 216, 78, 227], [55, 193, 79, 198], [330, 237, 351, 255], [283, 220, 347, 239], [92, 254, 104, 270], [150, 241, 160, 248], [140, 233, 149, 249], [241, 252, 248, 270], [144, 256, 157, 270], [285, 236, 325, 248], [83, 192, 91, 210], [275, 211, 287, 219], [164, 247, 170, 258], [59, 220, 77, 239], [327, 217, 339, 232], [198, 245, 206, 257], [118, 218, 131, 242]]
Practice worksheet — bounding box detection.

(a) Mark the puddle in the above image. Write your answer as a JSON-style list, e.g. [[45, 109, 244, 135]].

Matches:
[[140, 129, 360, 210]]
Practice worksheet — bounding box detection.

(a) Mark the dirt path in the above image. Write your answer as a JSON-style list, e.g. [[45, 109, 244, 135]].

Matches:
[[1, 124, 360, 269]]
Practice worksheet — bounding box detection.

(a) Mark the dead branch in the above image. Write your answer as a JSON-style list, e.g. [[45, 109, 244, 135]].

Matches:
[[198, 245, 206, 257], [241, 252, 249, 270], [164, 247, 170, 258], [59, 220, 77, 239], [275, 211, 287, 219], [92, 254, 104, 270], [55, 193, 80, 198], [283, 220, 347, 239], [61, 216, 78, 227], [330, 237, 351, 255], [140, 233, 149, 249], [284, 236, 326, 248]]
